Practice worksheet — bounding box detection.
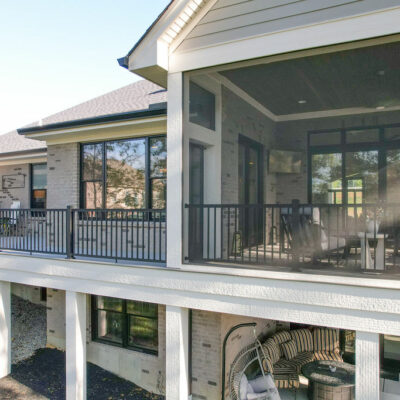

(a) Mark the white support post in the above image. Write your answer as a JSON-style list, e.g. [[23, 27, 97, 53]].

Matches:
[[0, 281, 11, 378], [66, 291, 86, 400], [166, 305, 189, 400], [356, 331, 380, 400], [167, 72, 184, 268]]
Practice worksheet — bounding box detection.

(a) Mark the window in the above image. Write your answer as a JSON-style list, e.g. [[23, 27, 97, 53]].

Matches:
[[189, 82, 215, 130], [31, 163, 47, 208], [92, 296, 158, 355], [81, 136, 166, 209]]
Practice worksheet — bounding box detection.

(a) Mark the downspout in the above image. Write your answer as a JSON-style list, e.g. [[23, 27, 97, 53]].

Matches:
[[221, 322, 257, 400]]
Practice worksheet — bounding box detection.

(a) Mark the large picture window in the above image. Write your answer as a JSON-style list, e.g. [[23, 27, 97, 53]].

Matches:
[[309, 124, 400, 204], [81, 136, 166, 209], [92, 295, 158, 355]]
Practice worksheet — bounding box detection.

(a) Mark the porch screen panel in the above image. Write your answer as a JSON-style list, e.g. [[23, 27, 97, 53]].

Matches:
[[387, 149, 400, 203], [311, 153, 342, 204]]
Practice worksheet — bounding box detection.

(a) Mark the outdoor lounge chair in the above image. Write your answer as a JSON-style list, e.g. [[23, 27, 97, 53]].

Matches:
[[280, 206, 347, 263]]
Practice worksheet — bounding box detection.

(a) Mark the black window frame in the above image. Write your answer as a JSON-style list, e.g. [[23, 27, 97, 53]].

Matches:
[[308, 123, 400, 204], [91, 295, 159, 356], [80, 135, 166, 210], [30, 163, 47, 209]]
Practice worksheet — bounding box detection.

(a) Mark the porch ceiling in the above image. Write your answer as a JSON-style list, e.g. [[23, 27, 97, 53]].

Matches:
[[220, 42, 400, 117]]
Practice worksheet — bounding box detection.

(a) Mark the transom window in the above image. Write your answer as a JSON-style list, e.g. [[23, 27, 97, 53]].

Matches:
[[309, 124, 400, 204], [81, 136, 166, 209], [92, 295, 158, 355]]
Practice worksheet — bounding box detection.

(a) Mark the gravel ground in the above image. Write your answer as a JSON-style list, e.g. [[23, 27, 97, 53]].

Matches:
[[5, 348, 165, 400], [11, 295, 47, 364]]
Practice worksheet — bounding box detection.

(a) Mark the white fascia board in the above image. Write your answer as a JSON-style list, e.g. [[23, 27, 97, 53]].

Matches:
[[0, 153, 47, 166], [1, 254, 400, 334], [169, 6, 400, 73], [23, 116, 167, 144]]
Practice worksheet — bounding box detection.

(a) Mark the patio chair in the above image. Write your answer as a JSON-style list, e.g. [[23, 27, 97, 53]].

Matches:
[[280, 206, 347, 263]]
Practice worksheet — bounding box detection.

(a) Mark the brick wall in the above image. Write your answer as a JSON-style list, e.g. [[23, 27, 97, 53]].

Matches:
[[47, 288, 66, 349], [191, 309, 284, 400], [47, 143, 80, 208], [0, 164, 30, 208], [11, 283, 44, 305], [87, 301, 166, 395]]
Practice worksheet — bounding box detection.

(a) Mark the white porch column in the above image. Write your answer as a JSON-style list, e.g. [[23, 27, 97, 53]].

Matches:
[[166, 72, 183, 267], [66, 291, 86, 400], [166, 305, 189, 400], [0, 281, 11, 378], [356, 331, 380, 400]]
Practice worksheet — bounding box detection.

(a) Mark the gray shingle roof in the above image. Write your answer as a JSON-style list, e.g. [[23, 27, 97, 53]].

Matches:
[[0, 130, 45, 156], [27, 79, 167, 128], [1, 80, 167, 156]]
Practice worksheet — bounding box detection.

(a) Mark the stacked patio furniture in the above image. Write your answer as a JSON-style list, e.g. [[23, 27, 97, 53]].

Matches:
[[261, 328, 342, 390]]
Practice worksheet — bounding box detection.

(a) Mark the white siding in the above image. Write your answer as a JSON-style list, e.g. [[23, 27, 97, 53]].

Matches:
[[177, 0, 400, 53]]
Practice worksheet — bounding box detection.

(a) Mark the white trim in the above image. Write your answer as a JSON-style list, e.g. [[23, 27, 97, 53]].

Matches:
[[24, 116, 167, 140], [170, 7, 400, 73], [0, 255, 400, 335], [0, 281, 10, 379], [0, 153, 47, 166], [275, 105, 400, 121], [168, 0, 219, 54]]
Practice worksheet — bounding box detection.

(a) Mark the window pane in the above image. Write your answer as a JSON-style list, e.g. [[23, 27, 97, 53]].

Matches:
[[82, 144, 103, 181], [311, 153, 342, 204], [385, 126, 400, 141], [32, 164, 47, 189], [151, 179, 166, 209], [150, 137, 167, 177], [346, 129, 379, 143], [346, 151, 378, 204], [32, 189, 46, 209], [96, 296, 123, 312], [189, 82, 215, 130], [106, 140, 145, 209], [128, 316, 158, 352], [387, 149, 400, 203], [126, 300, 158, 317], [310, 132, 341, 146], [97, 310, 123, 344], [84, 182, 102, 209]]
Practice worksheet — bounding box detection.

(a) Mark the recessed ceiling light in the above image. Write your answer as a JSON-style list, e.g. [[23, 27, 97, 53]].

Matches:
[[377, 70, 385, 76], [376, 106, 386, 110], [298, 100, 307, 104]]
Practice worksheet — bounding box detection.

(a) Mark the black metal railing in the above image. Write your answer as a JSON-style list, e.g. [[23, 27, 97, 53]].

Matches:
[[185, 201, 400, 274], [0, 207, 166, 263]]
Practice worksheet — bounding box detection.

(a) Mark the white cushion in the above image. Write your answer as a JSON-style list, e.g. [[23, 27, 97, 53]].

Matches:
[[247, 392, 269, 400], [384, 379, 400, 395], [248, 375, 280, 399], [381, 393, 400, 400], [240, 374, 254, 400]]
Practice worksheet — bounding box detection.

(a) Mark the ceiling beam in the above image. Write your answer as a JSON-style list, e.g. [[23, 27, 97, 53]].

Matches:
[[210, 72, 278, 121]]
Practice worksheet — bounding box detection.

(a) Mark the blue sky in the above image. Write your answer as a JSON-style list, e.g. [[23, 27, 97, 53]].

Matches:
[[0, 0, 170, 134]]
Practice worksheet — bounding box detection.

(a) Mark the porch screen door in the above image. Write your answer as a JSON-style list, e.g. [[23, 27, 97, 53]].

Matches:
[[238, 136, 263, 247]]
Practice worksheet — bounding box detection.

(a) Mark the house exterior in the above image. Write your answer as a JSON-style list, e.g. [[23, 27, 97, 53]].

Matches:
[[0, 1, 400, 400]]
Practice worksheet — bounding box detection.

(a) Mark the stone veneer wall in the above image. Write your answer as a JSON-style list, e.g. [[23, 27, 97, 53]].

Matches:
[[47, 143, 80, 208], [0, 164, 30, 208]]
